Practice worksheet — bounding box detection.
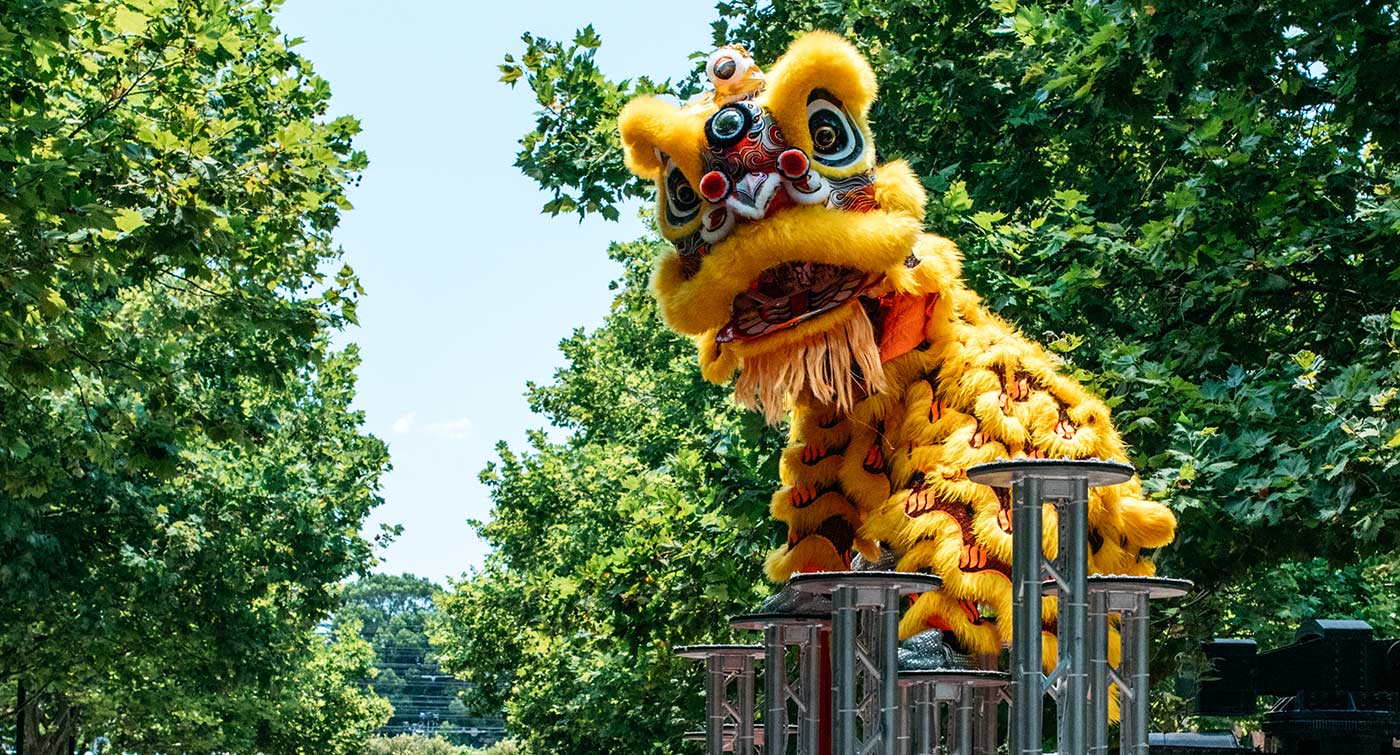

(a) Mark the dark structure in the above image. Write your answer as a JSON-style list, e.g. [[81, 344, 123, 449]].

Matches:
[[1148, 732, 1254, 754], [1192, 619, 1400, 755]]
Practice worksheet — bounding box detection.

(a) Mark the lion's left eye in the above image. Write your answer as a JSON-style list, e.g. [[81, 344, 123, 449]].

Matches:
[[806, 91, 865, 168], [664, 165, 700, 226]]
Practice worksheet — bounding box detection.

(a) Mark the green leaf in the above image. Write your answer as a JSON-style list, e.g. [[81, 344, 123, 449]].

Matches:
[[1053, 189, 1089, 210], [113, 6, 149, 35], [942, 180, 973, 212], [38, 289, 67, 315], [970, 210, 1006, 231], [574, 24, 602, 49], [114, 207, 146, 233]]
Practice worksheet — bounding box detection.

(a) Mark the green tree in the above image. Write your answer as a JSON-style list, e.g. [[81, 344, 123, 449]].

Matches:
[[363, 734, 520, 755], [433, 242, 784, 754], [258, 623, 394, 755], [336, 574, 503, 745], [365, 734, 469, 755], [440, 1, 1400, 751], [0, 0, 389, 752]]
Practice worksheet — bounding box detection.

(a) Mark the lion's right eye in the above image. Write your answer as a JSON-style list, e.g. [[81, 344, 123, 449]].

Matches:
[[664, 165, 700, 226]]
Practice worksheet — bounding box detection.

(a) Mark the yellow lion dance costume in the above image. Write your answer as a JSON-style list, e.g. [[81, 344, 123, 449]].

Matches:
[[618, 33, 1176, 661]]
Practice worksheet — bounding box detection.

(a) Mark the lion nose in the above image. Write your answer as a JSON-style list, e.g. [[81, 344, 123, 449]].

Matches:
[[727, 171, 781, 220], [699, 170, 731, 203]]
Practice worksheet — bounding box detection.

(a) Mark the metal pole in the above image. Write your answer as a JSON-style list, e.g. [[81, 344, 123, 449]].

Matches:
[[1056, 477, 1090, 755], [738, 655, 756, 755], [955, 687, 974, 755], [1119, 592, 1151, 755], [973, 655, 999, 755], [833, 587, 858, 755], [896, 685, 912, 755], [935, 697, 946, 755], [1088, 590, 1110, 755], [800, 626, 824, 755], [819, 629, 833, 755], [1010, 476, 1044, 755], [706, 656, 725, 755], [910, 685, 935, 755], [767, 626, 788, 755], [973, 686, 998, 755], [881, 587, 901, 754]]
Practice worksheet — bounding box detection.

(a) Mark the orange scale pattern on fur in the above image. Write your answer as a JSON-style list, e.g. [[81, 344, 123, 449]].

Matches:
[[763, 240, 1178, 674]]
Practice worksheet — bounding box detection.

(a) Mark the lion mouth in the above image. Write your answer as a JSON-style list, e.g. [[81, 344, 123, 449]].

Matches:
[[715, 261, 877, 344]]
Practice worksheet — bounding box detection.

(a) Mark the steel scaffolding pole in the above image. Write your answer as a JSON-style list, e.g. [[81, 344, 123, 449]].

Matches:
[[676, 645, 765, 755], [1088, 589, 1111, 755], [968, 458, 1137, 755], [732, 611, 831, 755], [898, 670, 1008, 755], [1074, 576, 1189, 755], [1009, 473, 1045, 755], [790, 571, 942, 755]]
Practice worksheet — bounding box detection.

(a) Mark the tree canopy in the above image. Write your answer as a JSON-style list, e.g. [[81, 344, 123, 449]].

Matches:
[[337, 573, 504, 746], [1, 0, 390, 752], [436, 1, 1400, 753], [434, 241, 783, 754]]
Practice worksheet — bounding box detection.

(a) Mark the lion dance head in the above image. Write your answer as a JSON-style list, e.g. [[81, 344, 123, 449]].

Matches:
[[619, 33, 942, 423]]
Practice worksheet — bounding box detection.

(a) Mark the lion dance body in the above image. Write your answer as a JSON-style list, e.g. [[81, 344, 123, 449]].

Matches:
[[618, 33, 1176, 666]]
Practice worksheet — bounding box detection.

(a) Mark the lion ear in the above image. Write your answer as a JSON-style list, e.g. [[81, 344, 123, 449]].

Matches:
[[617, 96, 705, 182], [617, 97, 671, 176], [760, 31, 878, 163]]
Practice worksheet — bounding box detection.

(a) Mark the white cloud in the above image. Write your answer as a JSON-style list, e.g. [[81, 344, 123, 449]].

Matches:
[[389, 412, 472, 441], [391, 412, 416, 435], [423, 417, 472, 440]]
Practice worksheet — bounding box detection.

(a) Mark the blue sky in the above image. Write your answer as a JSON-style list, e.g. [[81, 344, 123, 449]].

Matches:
[[274, 1, 719, 584]]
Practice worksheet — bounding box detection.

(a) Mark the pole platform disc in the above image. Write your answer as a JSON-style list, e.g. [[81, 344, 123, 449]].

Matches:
[[1040, 575, 1193, 598], [897, 669, 1010, 687], [787, 570, 943, 596], [729, 612, 831, 630], [674, 644, 766, 659], [966, 458, 1135, 488]]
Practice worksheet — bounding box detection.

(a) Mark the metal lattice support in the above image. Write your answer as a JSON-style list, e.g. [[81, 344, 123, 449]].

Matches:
[[677, 645, 765, 755], [972, 676, 1001, 755], [790, 572, 942, 755], [902, 680, 939, 755], [971, 654, 1004, 755], [731, 612, 830, 755], [967, 459, 1136, 755], [899, 670, 1009, 755], [1072, 576, 1190, 755]]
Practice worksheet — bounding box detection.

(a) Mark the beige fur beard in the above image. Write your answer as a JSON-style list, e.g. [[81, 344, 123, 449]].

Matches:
[[732, 304, 887, 424]]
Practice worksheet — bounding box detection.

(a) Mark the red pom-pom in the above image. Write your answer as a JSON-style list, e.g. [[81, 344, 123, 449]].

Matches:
[[699, 170, 731, 202], [778, 148, 809, 179]]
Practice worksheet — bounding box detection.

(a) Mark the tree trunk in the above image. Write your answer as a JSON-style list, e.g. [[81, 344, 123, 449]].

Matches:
[[20, 692, 78, 755]]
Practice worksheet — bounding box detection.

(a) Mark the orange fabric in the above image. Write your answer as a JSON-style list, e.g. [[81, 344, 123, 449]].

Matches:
[[877, 292, 937, 363]]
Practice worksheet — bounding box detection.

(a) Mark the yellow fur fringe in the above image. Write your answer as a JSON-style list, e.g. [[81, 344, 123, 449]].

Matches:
[[732, 302, 886, 424]]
